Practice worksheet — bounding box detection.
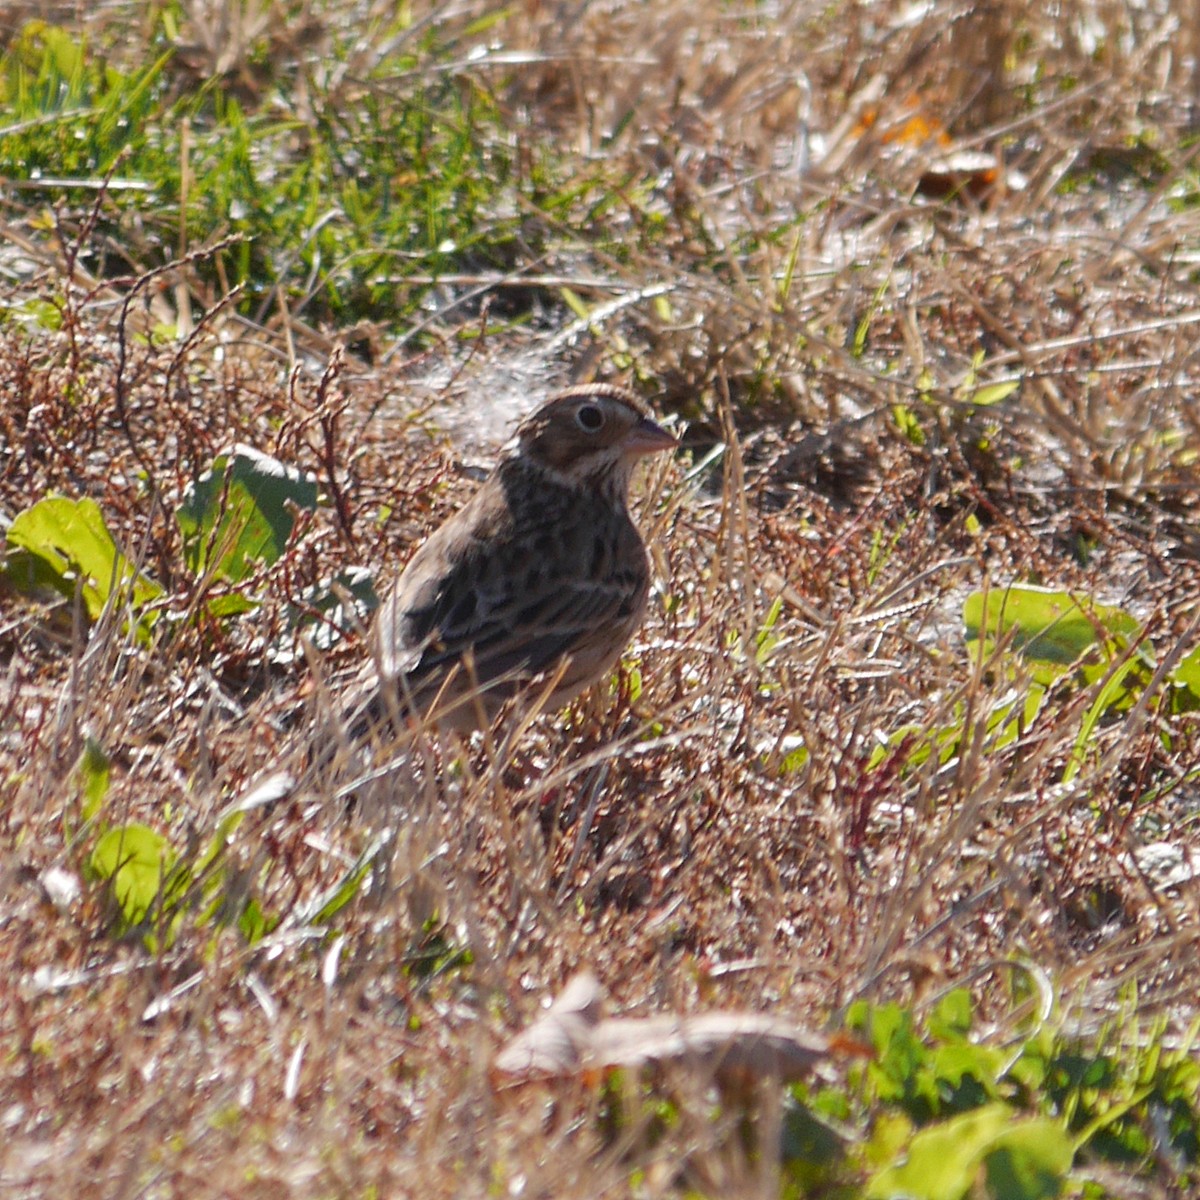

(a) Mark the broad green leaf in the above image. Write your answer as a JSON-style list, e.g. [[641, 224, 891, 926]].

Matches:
[[12, 22, 86, 82], [6, 496, 162, 637], [90, 824, 176, 926], [1170, 645, 1200, 713], [867, 1104, 1072, 1200], [930, 1042, 1005, 1097], [781, 1098, 849, 1191], [2, 546, 71, 597], [0, 297, 64, 331], [177, 446, 318, 585], [984, 1121, 1073, 1200], [865, 1111, 914, 1170], [44, 24, 85, 79], [964, 585, 1142, 674], [929, 989, 974, 1038], [967, 585, 1157, 780]]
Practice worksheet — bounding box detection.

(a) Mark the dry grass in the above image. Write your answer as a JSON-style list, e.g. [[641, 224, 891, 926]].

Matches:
[[5, 1, 1200, 1196]]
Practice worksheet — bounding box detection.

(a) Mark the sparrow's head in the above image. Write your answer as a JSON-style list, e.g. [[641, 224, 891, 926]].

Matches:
[[515, 384, 677, 500]]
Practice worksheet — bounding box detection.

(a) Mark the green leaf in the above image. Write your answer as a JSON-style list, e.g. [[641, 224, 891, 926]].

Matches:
[[781, 1098, 849, 1191], [775, 228, 803, 309], [853, 311, 871, 357], [986, 684, 1046, 752], [5, 496, 162, 638], [78, 736, 110, 821], [177, 446, 318, 585], [755, 594, 784, 665], [867, 720, 958, 773], [559, 286, 589, 319], [307, 860, 372, 926], [1063, 657, 1145, 782], [200, 591, 259, 618], [0, 297, 64, 331], [964, 584, 1142, 675], [869, 683, 1045, 778], [867, 1104, 1072, 1200], [90, 824, 176, 927], [984, 1123, 1072, 1200], [42, 24, 86, 79], [188, 810, 279, 943], [929, 989, 974, 1038], [966, 379, 1020, 407], [1, 546, 66, 597], [966, 585, 1157, 781], [893, 402, 926, 445], [930, 1042, 1005, 1098], [238, 897, 271, 942], [777, 735, 808, 775], [1170, 645, 1200, 713]]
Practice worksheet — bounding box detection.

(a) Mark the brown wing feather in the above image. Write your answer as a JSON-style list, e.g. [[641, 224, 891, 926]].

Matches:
[[368, 460, 648, 724]]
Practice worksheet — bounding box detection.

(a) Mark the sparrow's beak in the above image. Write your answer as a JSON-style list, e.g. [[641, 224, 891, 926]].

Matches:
[[624, 416, 679, 458]]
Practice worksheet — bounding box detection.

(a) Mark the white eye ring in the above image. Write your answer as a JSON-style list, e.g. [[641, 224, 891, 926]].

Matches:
[[575, 403, 605, 432]]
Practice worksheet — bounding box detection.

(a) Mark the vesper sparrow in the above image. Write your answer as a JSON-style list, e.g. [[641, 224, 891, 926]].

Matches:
[[342, 384, 677, 736]]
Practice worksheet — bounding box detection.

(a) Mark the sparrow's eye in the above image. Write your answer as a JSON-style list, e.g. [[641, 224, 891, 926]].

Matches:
[[575, 403, 605, 432]]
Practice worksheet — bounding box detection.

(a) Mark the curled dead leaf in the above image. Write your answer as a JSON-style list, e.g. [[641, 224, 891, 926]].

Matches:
[[494, 971, 870, 1089]]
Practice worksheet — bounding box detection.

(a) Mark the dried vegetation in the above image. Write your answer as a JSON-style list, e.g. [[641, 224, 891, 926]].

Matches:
[[5, 0, 1200, 1196]]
